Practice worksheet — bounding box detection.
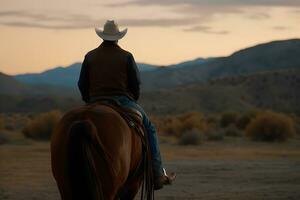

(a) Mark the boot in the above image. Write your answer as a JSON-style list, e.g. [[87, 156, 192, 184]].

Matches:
[[154, 168, 176, 190]]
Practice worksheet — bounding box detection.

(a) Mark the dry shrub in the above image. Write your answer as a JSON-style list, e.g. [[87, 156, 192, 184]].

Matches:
[[205, 129, 224, 141], [236, 111, 257, 130], [0, 117, 9, 144], [224, 124, 243, 137], [291, 115, 300, 135], [295, 121, 300, 135], [206, 115, 219, 127], [179, 129, 203, 145], [22, 110, 62, 140], [159, 112, 208, 137], [245, 111, 295, 142], [0, 133, 9, 145], [177, 112, 208, 133], [220, 112, 239, 128], [0, 116, 3, 131], [158, 116, 182, 136]]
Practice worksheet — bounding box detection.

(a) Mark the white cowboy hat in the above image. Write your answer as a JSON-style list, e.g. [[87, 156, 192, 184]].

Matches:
[[95, 20, 127, 41]]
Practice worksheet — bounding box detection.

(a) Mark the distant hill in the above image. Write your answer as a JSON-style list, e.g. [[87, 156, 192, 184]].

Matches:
[[138, 63, 159, 71], [0, 71, 79, 112], [1, 69, 300, 114], [0, 71, 77, 97], [15, 62, 159, 87], [141, 39, 300, 90], [168, 57, 215, 68], [140, 69, 300, 115], [0, 72, 31, 95]]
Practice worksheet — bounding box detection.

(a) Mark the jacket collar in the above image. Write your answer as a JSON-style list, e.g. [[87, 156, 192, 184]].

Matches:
[[99, 40, 120, 48]]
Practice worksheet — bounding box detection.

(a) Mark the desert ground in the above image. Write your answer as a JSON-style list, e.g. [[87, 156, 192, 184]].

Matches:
[[1, 136, 300, 200]]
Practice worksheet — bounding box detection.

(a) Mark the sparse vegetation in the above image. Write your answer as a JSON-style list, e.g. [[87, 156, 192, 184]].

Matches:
[[245, 111, 295, 142], [236, 111, 257, 130], [0, 117, 7, 144], [157, 112, 208, 137], [22, 110, 62, 140], [177, 112, 208, 134], [0, 116, 3, 131], [179, 129, 203, 145], [220, 112, 238, 128], [205, 129, 225, 141], [224, 124, 243, 137], [0, 133, 9, 145]]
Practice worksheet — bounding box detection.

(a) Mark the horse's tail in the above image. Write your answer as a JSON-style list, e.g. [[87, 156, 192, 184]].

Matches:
[[67, 120, 104, 200]]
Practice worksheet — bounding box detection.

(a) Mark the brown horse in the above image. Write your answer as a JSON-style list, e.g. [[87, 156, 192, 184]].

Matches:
[[51, 103, 153, 200]]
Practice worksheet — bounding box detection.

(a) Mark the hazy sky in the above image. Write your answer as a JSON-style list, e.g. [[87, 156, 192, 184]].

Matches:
[[0, 0, 300, 74]]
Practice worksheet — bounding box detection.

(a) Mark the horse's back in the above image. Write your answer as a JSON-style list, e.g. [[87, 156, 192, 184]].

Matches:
[[51, 104, 139, 200]]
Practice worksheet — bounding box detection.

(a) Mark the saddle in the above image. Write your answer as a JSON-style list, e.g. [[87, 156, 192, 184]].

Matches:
[[88, 97, 144, 136]]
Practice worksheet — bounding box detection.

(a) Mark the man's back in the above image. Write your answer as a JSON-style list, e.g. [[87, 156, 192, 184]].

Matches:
[[78, 41, 140, 102]]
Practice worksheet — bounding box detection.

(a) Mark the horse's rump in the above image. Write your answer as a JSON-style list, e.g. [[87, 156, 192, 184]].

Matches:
[[51, 104, 143, 200]]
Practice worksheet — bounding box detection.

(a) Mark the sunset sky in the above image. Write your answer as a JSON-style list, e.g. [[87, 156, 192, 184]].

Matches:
[[0, 0, 300, 75]]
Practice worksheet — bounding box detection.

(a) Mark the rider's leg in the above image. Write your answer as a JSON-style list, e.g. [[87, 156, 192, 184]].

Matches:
[[112, 96, 164, 176], [129, 103, 164, 177], [111, 96, 176, 190]]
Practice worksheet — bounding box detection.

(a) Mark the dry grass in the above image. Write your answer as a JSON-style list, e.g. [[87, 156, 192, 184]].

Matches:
[[162, 137, 300, 161], [204, 128, 225, 141]]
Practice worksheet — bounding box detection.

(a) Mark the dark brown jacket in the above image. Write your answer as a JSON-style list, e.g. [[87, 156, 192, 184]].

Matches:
[[78, 41, 141, 103]]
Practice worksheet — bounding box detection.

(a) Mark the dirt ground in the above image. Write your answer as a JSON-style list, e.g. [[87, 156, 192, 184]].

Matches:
[[1, 137, 300, 200]]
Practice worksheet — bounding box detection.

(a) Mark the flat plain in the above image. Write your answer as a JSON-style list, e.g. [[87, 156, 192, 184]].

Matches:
[[1, 137, 300, 200]]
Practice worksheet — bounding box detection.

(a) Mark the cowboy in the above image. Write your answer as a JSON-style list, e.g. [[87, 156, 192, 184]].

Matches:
[[78, 20, 176, 190]]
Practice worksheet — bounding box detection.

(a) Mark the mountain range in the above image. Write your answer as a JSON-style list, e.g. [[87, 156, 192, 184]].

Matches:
[[14, 63, 160, 88], [14, 39, 300, 91], [1, 38, 300, 113]]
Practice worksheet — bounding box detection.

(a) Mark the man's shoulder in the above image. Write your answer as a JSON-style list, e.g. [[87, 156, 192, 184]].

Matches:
[[84, 45, 133, 60], [118, 46, 133, 57], [84, 48, 98, 58]]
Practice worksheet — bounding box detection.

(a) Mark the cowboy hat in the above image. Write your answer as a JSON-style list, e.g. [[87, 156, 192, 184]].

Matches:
[[95, 20, 127, 41]]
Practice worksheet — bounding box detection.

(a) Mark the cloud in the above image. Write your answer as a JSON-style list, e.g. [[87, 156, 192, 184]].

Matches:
[[0, 10, 200, 29], [184, 25, 229, 35], [272, 26, 290, 31], [108, 0, 299, 20], [245, 12, 270, 20], [119, 18, 198, 27], [0, 10, 101, 29], [0, 0, 298, 30], [292, 9, 300, 14], [0, 10, 93, 23], [1, 21, 92, 29], [111, 0, 300, 7], [1, 18, 199, 29]]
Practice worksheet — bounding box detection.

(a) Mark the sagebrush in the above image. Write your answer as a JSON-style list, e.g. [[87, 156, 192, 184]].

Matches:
[[0, 117, 3, 131], [22, 110, 62, 140], [245, 111, 295, 142], [220, 112, 238, 128], [157, 112, 208, 137], [179, 129, 203, 145]]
